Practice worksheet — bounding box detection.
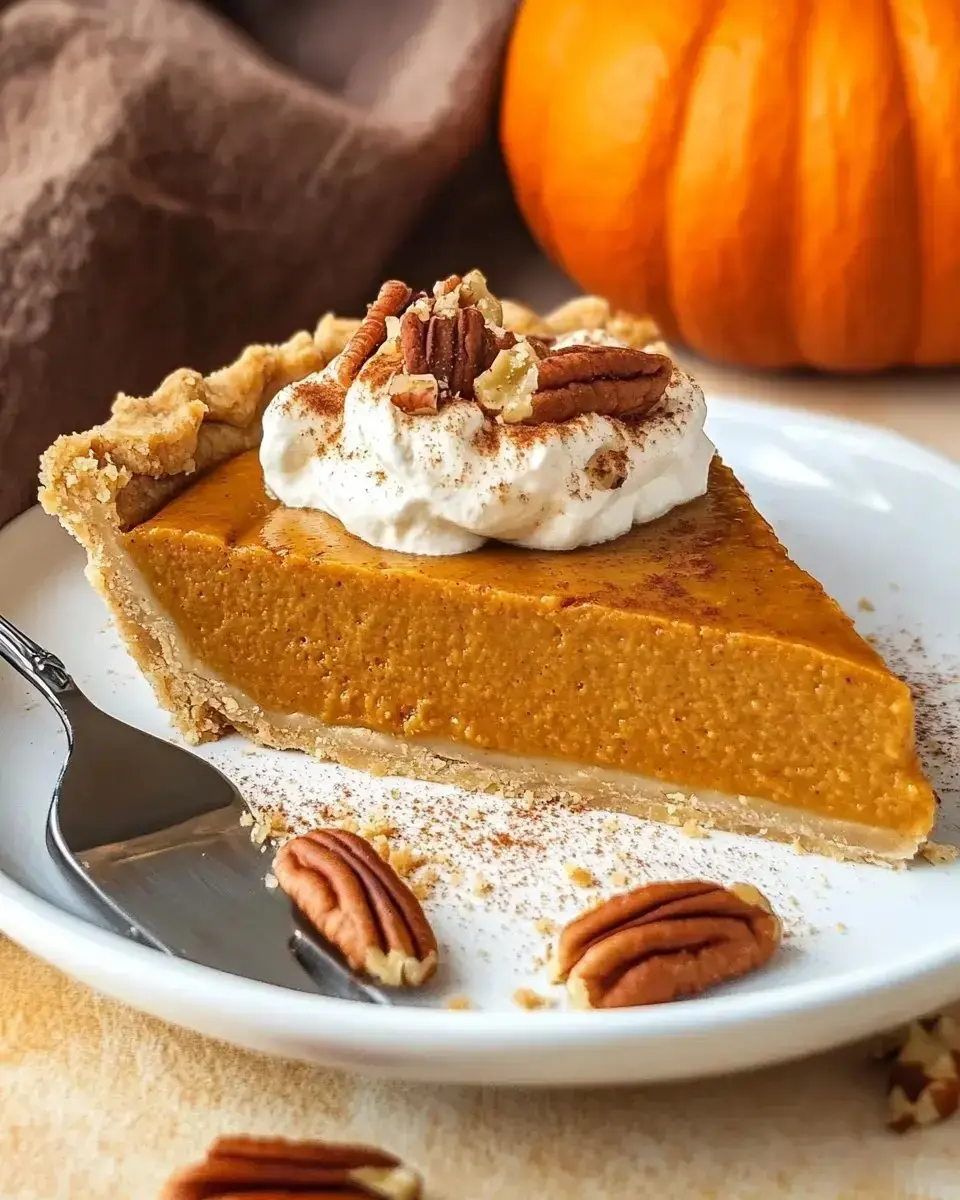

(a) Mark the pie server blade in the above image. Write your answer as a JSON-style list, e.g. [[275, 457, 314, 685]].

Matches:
[[0, 613, 388, 1005]]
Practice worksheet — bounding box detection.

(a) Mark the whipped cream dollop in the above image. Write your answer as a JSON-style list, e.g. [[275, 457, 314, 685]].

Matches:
[[260, 321, 715, 557]]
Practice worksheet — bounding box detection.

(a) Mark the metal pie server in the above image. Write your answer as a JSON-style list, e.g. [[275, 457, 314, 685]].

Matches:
[[0, 614, 387, 1004]]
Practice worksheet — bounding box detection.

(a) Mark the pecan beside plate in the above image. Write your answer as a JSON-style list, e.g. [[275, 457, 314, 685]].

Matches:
[[161, 1135, 422, 1199], [886, 1015, 960, 1132]]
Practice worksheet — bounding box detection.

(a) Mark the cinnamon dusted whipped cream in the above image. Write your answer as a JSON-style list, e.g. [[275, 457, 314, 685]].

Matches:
[[260, 278, 714, 556]]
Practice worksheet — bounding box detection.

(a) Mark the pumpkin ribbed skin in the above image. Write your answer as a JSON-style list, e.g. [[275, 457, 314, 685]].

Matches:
[[501, 0, 960, 370]]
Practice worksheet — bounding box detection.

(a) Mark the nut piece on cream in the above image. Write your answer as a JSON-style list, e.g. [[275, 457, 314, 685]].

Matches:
[[473, 341, 541, 424], [388, 373, 439, 415], [460, 268, 503, 326]]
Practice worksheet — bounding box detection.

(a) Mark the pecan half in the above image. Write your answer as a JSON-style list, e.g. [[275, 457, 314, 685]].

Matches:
[[450, 306, 487, 399], [399, 310, 429, 375], [425, 312, 456, 384], [399, 303, 490, 400], [161, 1135, 422, 1199], [337, 280, 413, 386], [273, 829, 438, 987], [887, 1016, 960, 1132], [552, 880, 781, 1009], [522, 345, 672, 425]]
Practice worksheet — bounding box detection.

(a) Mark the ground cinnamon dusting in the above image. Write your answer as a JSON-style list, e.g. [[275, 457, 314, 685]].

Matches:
[[873, 630, 960, 832], [292, 377, 346, 419]]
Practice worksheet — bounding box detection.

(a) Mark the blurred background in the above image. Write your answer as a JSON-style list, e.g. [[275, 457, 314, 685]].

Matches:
[[2, 0, 957, 526]]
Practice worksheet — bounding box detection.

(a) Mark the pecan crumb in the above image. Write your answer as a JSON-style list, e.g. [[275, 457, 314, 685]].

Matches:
[[886, 1016, 959, 1133], [251, 809, 287, 846], [513, 988, 555, 1011], [445, 994, 474, 1011], [920, 841, 959, 865], [360, 808, 398, 839], [410, 866, 439, 901], [564, 863, 596, 889], [389, 373, 439, 415], [387, 843, 423, 878], [681, 818, 709, 839]]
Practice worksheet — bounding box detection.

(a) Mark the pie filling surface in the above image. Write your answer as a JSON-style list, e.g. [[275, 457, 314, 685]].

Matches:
[[124, 449, 934, 847]]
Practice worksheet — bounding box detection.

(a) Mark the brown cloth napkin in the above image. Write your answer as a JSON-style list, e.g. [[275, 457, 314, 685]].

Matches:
[[0, 0, 516, 527]]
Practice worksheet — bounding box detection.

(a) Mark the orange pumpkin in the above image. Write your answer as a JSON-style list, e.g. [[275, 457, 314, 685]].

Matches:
[[501, 0, 960, 371]]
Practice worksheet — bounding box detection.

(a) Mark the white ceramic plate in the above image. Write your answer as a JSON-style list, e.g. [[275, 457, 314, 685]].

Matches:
[[2, 397, 959, 1086]]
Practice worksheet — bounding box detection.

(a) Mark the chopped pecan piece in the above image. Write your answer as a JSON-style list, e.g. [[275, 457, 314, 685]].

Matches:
[[524, 334, 555, 359], [161, 1135, 422, 1199], [337, 280, 413, 386], [521, 345, 672, 425], [433, 273, 462, 298], [273, 829, 438, 987], [389, 373, 439, 415], [474, 340, 541, 423], [887, 1016, 960, 1132], [552, 880, 781, 1009], [460, 268, 504, 325], [481, 324, 519, 369], [585, 447, 629, 491]]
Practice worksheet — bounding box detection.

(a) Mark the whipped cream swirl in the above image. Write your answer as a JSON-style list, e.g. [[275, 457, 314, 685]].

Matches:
[[260, 330, 714, 556]]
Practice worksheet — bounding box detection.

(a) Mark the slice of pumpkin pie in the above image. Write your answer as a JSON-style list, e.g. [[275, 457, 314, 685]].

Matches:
[[39, 274, 935, 864]]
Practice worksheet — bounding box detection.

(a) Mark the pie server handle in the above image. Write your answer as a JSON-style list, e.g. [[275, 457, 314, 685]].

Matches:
[[0, 611, 76, 718]]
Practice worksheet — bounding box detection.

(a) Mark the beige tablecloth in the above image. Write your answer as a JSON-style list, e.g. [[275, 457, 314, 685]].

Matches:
[[2, 937, 958, 1198], [3, 234, 960, 1197]]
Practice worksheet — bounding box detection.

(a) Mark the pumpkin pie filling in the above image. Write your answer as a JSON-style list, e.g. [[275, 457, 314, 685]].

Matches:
[[39, 282, 936, 864]]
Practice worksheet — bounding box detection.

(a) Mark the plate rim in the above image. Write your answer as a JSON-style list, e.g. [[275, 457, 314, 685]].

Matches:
[[2, 863, 960, 1049], [711, 394, 960, 486], [2, 396, 959, 1067]]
